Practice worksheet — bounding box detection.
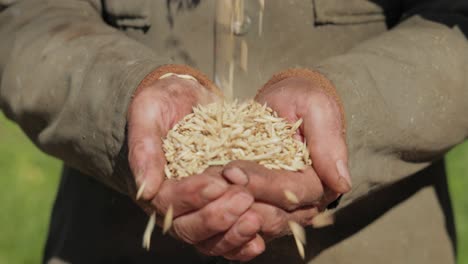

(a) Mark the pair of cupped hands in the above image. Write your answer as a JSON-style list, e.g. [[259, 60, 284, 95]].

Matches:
[[127, 71, 351, 262]]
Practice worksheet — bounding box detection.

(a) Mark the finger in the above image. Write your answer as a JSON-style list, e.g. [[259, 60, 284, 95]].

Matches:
[[249, 203, 318, 240], [172, 187, 254, 244], [223, 234, 266, 262], [195, 210, 263, 256], [153, 166, 228, 217], [128, 93, 167, 200], [302, 92, 351, 194], [223, 161, 324, 211]]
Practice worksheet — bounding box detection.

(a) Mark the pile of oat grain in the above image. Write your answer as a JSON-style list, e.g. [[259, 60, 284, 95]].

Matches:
[[162, 100, 311, 179]]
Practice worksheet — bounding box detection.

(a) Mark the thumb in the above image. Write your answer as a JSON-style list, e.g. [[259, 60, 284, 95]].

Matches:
[[303, 98, 351, 194], [128, 98, 167, 201], [128, 134, 167, 201]]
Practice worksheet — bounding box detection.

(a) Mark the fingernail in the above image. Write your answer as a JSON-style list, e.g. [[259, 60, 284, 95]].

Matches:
[[201, 181, 228, 200], [336, 160, 352, 191], [223, 167, 249, 186], [226, 193, 253, 219]]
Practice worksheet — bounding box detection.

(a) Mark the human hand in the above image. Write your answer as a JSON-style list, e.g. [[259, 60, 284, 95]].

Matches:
[[254, 72, 351, 198], [222, 161, 323, 242], [199, 158, 329, 261], [217, 72, 351, 251], [127, 73, 220, 199], [154, 167, 264, 262], [127, 72, 264, 261]]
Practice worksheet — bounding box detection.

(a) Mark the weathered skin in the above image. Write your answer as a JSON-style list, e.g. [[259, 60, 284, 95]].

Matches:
[[1, 0, 467, 263]]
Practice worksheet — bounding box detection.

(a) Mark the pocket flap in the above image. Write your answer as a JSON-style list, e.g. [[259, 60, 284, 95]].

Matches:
[[102, 0, 151, 31], [314, 0, 394, 25]]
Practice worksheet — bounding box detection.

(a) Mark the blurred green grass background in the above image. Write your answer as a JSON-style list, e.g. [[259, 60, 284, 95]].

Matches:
[[0, 112, 467, 263]]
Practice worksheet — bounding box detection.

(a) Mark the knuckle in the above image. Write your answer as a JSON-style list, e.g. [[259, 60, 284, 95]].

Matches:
[[178, 181, 200, 199], [176, 180, 209, 207], [262, 209, 286, 237], [176, 197, 197, 213], [202, 209, 230, 233], [242, 211, 262, 227], [246, 171, 268, 194], [235, 218, 261, 238]]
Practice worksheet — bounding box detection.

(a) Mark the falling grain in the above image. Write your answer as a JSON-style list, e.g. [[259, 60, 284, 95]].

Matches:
[[258, 0, 265, 36], [240, 39, 248, 72], [288, 221, 306, 245], [289, 221, 306, 259], [284, 189, 299, 204], [294, 235, 305, 259], [136, 180, 146, 200], [163, 204, 174, 235], [311, 211, 335, 228], [142, 212, 156, 251]]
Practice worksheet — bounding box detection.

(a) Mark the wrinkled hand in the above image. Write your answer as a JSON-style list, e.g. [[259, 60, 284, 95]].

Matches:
[[255, 76, 351, 198], [219, 76, 351, 252], [222, 161, 322, 243], [127, 76, 263, 261], [155, 167, 264, 261], [128, 75, 220, 199]]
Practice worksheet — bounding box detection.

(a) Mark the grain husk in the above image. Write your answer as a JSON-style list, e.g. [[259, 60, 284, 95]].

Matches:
[[143, 212, 156, 251], [163, 100, 311, 179]]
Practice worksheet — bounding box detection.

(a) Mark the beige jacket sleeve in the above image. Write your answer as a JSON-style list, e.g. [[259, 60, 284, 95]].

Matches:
[[0, 0, 169, 195], [315, 1, 468, 208]]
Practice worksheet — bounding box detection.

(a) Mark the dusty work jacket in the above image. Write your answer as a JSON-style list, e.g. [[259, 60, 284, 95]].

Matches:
[[1, 0, 467, 263]]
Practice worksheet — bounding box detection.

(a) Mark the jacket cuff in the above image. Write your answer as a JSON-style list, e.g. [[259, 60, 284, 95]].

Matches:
[[135, 64, 223, 97], [108, 60, 167, 196], [258, 68, 346, 133]]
